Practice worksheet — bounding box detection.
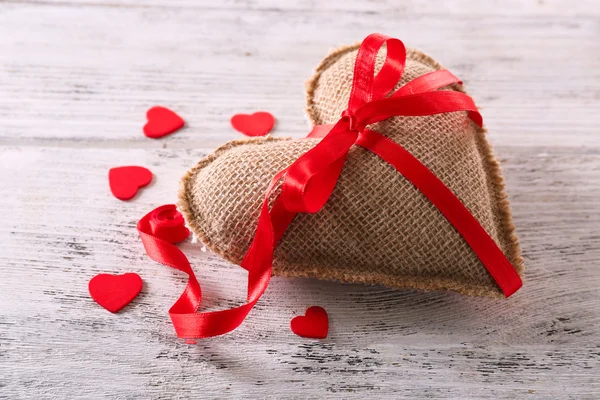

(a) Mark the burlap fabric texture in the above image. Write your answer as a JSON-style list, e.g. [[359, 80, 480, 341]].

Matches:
[[178, 42, 525, 297]]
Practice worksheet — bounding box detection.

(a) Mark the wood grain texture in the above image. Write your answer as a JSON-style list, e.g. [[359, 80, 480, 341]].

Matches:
[[1, 0, 599, 398], [1, 1, 599, 148], [1, 146, 599, 398]]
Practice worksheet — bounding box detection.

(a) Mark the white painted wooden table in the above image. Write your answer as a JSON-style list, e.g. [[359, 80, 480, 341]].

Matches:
[[2, 1, 600, 398]]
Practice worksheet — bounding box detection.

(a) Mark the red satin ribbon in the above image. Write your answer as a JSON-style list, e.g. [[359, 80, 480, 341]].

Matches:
[[138, 33, 522, 339]]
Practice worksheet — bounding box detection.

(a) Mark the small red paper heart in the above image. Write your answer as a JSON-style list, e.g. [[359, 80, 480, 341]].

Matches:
[[108, 166, 153, 201], [231, 111, 275, 137], [143, 106, 185, 139], [88, 273, 143, 313], [290, 306, 329, 339]]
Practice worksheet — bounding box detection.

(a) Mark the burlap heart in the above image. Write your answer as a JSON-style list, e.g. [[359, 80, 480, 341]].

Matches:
[[178, 43, 524, 298]]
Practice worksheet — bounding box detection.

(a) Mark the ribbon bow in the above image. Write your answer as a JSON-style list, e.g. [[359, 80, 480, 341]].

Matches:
[[138, 33, 522, 339], [282, 34, 482, 215]]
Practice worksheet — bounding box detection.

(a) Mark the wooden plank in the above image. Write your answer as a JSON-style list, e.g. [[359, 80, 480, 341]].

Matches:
[[1, 3, 599, 148], [5, 0, 600, 17], [1, 145, 599, 398], [1, 341, 599, 398]]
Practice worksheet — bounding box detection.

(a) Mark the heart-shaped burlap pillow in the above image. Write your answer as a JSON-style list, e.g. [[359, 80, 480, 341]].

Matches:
[[178, 39, 524, 298]]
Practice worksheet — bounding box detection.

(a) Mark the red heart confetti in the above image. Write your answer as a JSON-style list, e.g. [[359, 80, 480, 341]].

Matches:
[[290, 306, 329, 339], [230, 111, 275, 137], [143, 106, 185, 139], [88, 273, 143, 313], [108, 166, 152, 201]]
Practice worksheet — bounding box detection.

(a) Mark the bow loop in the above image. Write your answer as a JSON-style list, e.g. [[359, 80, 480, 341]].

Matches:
[[281, 119, 357, 214], [347, 34, 407, 112]]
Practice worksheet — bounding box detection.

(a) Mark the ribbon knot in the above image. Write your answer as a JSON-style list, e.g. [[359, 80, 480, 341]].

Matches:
[[341, 109, 360, 131]]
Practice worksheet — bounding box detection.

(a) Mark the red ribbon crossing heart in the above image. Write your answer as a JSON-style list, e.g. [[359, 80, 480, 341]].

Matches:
[[138, 33, 523, 340]]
